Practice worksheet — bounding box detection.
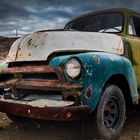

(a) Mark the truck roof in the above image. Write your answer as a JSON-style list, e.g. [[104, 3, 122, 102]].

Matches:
[[66, 8, 140, 26]]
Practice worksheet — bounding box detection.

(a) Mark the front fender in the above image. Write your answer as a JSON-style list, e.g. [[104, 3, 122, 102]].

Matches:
[[49, 52, 138, 112], [79, 52, 138, 112]]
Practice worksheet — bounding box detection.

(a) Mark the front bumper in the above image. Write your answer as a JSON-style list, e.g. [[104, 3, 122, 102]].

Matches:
[[0, 65, 90, 121], [0, 98, 90, 121]]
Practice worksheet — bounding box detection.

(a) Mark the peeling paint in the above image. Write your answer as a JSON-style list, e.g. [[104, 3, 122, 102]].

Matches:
[[28, 99, 74, 107], [93, 55, 100, 64], [6, 31, 124, 62]]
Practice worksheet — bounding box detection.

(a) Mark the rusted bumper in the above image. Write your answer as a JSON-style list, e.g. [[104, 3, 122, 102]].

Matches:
[[0, 99, 90, 121]]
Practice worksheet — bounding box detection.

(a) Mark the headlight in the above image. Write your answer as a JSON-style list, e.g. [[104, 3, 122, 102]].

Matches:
[[65, 58, 81, 79]]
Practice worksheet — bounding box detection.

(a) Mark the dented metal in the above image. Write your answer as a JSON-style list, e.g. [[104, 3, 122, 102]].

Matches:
[[0, 65, 65, 81], [15, 79, 83, 91], [6, 31, 124, 62], [0, 79, 82, 92], [0, 97, 90, 120]]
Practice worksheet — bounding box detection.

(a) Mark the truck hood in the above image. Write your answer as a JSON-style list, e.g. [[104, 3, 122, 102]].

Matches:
[[6, 31, 124, 62]]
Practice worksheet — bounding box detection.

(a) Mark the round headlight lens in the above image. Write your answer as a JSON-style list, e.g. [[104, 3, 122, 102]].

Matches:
[[65, 58, 81, 79]]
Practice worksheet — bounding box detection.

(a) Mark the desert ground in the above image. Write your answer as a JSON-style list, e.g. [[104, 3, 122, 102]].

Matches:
[[0, 37, 140, 140]]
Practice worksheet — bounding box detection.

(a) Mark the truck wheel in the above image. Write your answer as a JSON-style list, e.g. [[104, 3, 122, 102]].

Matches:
[[97, 85, 126, 139], [84, 85, 126, 140]]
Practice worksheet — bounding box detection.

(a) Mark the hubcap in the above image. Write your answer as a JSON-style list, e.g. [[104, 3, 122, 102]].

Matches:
[[104, 96, 120, 129]]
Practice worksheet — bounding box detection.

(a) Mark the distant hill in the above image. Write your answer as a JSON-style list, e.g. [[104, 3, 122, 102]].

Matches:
[[0, 36, 18, 63]]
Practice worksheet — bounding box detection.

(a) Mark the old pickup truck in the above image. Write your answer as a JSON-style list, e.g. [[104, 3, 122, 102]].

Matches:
[[0, 8, 139, 139]]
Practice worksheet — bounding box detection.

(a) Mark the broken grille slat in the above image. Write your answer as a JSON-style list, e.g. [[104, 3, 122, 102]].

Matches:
[[16, 79, 83, 91], [1, 65, 56, 74], [0, 79, 83, 91], [0, 65, 65, 81]]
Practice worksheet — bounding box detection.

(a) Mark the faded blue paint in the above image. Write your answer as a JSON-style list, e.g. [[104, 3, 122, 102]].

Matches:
[[49, 52, 138, 112]]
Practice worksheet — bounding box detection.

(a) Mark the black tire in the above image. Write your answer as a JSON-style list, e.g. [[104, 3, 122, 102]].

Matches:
[[84, 85, 126, 140]]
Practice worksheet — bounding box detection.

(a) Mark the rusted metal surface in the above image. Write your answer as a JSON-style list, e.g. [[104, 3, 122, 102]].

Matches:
[[0, 98, 74, 107], [0, 79, 18, 88], [16, 79, 83, 91], [0, 65, 65, 81], [0, 65, 55, 74], [0, 98, 90, 120], [0, 79, 82, 92], [6, 31, 124, 62], [0, 63, 82, 105]]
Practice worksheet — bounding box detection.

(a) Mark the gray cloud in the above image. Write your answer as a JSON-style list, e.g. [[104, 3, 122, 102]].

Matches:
[[0, 0, 140, 36]]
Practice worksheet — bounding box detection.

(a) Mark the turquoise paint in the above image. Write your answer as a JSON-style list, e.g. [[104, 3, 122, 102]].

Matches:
[[49, 52, 138, 112]]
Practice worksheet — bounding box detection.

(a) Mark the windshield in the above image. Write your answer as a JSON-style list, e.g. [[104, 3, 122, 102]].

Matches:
[[65, 12, 123, 33]]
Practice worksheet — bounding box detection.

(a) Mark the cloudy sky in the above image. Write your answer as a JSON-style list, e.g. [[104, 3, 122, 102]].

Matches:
[[0, 0, 140, 37]]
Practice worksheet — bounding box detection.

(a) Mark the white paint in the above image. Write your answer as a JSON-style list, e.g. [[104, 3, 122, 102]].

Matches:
[[0, 97, 74, 107], [6, 31, 124, 62], [27, 99, 74, 107]]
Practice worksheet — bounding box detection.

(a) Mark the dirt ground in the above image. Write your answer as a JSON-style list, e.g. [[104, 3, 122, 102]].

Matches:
[[0, 36, 18, 63], [0, 36, 140, 140]]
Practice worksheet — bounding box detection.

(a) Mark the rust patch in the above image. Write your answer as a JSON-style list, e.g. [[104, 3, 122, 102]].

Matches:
[[15, 79, 83, 91], [28, 38, 32, 46], [0, 65, 65, 81], [0, 79, 18, 88], [93, 55, 100, 64], [0, 65, 82, 93], [0, 99, 90, 121]]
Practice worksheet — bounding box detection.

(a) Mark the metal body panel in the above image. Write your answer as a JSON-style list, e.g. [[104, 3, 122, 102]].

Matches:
[[0, 98, 90, 121], [0, 79, 82, 91], [6, 31, 124, 62], [123, 36, 140, 89], [0, 65, 65, 81], [0, 51, 138, 115], [49, 52, 138, 112]]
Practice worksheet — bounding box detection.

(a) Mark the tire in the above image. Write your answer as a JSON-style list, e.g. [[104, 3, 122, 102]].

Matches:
[[84, 85, 126, 140]]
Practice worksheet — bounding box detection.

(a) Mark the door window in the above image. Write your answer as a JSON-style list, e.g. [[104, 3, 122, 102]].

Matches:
[[129, 16, 140, 37]]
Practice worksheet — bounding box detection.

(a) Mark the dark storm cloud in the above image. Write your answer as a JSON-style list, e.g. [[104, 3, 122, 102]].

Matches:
[[0, 1, 30, 19], [0, 0, 140, 36]]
